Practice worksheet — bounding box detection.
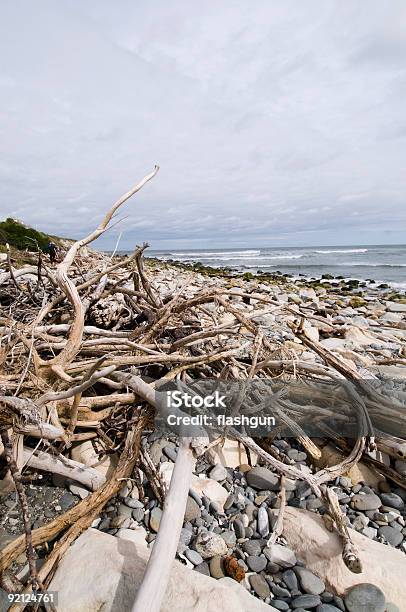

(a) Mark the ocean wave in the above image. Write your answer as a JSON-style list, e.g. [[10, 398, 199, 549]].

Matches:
[[166, 250, 261, 257], [314, 248, 368, 254], [340, 262, 406, 267]]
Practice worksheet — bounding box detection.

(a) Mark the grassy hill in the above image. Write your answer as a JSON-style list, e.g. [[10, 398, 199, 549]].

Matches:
[[0, 218, 62, 252]]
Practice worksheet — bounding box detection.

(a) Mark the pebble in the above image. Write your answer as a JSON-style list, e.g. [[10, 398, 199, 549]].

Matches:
[[351, 493, 382, 511], [271, 601, 290, 611], [194, 562, 210, 576], [380, 492, 404, 510], [316, 605, 343, 612], [249, 574, 271, 599], [291, 594, 322, 609], [185, 549, 203, 565], [209, 464, 227, 482], [242, 539, 262, 556], [294, 566, 325, 595], [58, 492, 77, 511], [209, 555, 226, 578], [184, 497, 201, 522], [194, 530, 228, 559], [271, 584, 291, 598], [246, 555, 267, 572], [246, 466, 280, 490], [123, 497, 142, 509], [344, 583, 386, 612], [263, 544, 296, 568], [132, 509, 144, 522], [69, 484, 89, 499], [149, 507, 162, 532], [283, 568, 298, 590], [232, 518, 245, 539], [220, 530, 236, 547], [378, 525, 403, 547], [257, 506, 269, 537], [163, 446, 177, 462]]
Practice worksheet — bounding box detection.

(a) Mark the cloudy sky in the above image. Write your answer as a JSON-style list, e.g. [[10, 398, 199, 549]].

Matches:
[[1, 1, 405, 249]]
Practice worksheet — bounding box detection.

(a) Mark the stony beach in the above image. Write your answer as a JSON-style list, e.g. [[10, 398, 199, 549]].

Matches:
[[1, 244, 405, 612]]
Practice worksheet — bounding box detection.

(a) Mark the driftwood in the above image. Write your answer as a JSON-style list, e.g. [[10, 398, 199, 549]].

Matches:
[[0, 165, 404, 608]]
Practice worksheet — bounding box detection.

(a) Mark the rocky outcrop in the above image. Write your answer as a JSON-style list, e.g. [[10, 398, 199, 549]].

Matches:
[[282, 507, 406, 610], [49, 527, 275, 612]]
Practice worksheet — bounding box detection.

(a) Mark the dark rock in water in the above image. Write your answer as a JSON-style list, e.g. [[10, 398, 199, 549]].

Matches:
[[291, 594, 321, 608], [249, 574, 270, 599], [344, 583, 386, 612], [246, 466, 279, 490]]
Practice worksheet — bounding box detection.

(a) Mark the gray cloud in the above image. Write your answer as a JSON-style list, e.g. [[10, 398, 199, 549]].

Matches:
[[0, 0, 405, 249]]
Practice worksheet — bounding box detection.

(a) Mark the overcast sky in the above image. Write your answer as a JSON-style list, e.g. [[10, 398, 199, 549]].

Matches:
[[1, 1, 405, 249]]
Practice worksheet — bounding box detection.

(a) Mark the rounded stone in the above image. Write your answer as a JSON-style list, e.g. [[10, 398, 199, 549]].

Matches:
[[194, 530, 228, 559], [344, 583, 386, 612], [246, 466, 279, 490], [351, 493, 382, 511], [246, 555, 267, 572], [193, 562, 210, 576], [283, 568, 298, 591], [249, 574, 271, 599], [242, 539, 262, 556], [185, 549, 203, 566], [380, 492, 404, 510], [209, 464, 227, 482], [149, 507, 162, 532], [184, 497, 201, 522], [232, 518, 245, 539], [294, 567, 325, 595], [209, 555, 226, 579], [378, 525, 403, 547], [292, 594, 322, 609], [272, 601, 290, 611]]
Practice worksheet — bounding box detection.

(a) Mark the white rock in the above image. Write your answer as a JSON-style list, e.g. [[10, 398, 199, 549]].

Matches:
[[160, 462, 228, 510], [209, 464, 227, 481], [49, 528, 274, 611], [208, 438, 257, 468], [257, 506, 269, 537], [386, 301, 406, 313], [282, 507, 406, 610], [194, 530, 228, 559], [264, 543, 296, 568]]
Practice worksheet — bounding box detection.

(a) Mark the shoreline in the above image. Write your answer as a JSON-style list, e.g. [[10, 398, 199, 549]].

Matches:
[[1, 246, 406, 611], [145, 255, 406, 301]]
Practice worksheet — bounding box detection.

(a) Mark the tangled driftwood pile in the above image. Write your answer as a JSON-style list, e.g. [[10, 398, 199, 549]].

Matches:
[[0, 167, 405, 611]]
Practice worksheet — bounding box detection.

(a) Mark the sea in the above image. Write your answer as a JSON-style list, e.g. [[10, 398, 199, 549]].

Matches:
[[146, 245, 406, 290]]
